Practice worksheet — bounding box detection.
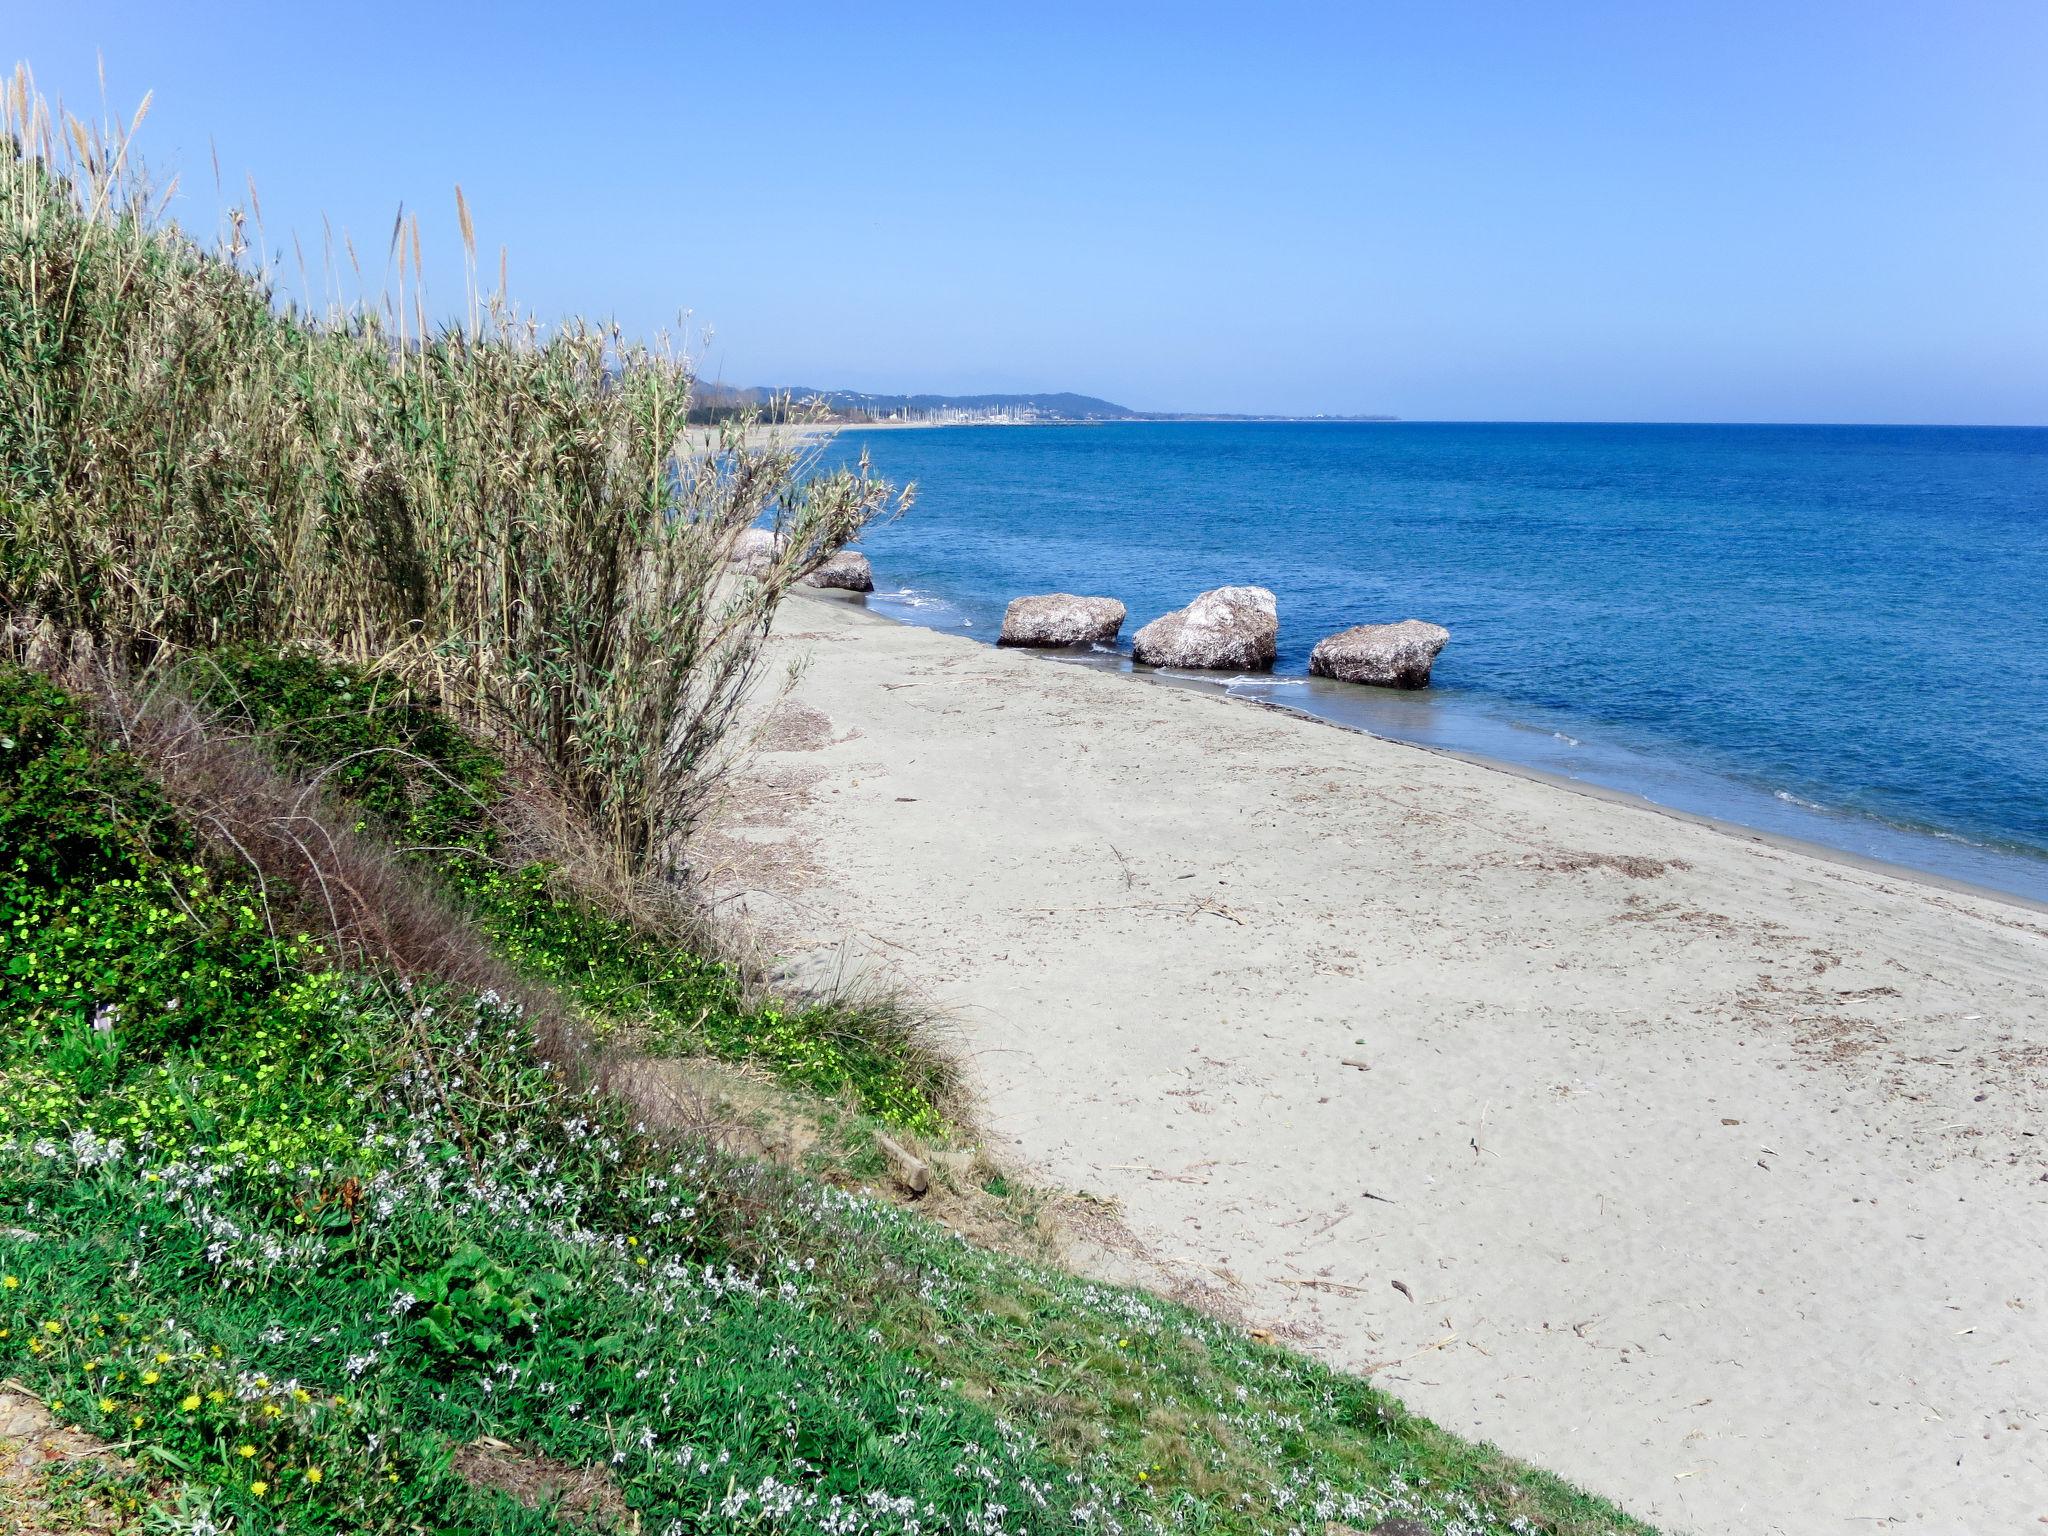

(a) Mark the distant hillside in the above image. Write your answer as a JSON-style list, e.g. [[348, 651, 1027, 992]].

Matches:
[[689, 385, 1397, 425], [691, 385, 1143, 424]]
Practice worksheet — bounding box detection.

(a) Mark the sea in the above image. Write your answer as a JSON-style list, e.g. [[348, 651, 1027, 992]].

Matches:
[[817, 422, 2048, 905]]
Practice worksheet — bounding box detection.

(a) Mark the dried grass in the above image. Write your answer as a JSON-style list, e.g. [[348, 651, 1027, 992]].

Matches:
[[0, 65, 908, 876]]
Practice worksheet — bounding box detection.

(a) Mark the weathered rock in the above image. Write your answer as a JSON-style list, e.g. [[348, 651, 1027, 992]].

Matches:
[[998, 593, 1126, 647], [1308, 619, 1449, 689], [804, 549, 874, 592], [728, 527, 782, 575], [1131, 586, 1278, 671]]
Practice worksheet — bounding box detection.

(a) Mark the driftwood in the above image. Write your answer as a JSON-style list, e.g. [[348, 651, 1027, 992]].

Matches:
[[875, 1133, 930, 1197]]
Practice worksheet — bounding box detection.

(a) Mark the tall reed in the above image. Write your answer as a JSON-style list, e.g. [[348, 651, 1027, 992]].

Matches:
[[0, 65, 905, 871]]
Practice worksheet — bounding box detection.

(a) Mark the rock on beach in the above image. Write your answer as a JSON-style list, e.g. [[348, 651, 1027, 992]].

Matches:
[[729, 527, 782, 575], [805, 549, 874, 592], [1308, 619, 1450, 688], [1131, 586, 1278, 671], [998, 594, 1127, 647]]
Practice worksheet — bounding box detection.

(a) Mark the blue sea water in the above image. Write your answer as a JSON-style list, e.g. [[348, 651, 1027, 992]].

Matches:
[[820, 422, 2048, 904]]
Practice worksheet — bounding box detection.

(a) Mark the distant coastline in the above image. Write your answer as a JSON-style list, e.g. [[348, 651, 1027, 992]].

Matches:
[[691, 382, 1398, 428]]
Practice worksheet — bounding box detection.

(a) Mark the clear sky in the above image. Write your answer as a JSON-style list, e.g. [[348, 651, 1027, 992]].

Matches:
[[14, 2, 2048, 422]]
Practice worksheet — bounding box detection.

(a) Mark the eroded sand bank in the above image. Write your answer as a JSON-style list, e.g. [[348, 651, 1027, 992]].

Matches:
[[704, 591, 2048, 1535]]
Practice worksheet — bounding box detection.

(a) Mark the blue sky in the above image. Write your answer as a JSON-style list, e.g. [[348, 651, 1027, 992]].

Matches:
[[14, 2, 2047, 422]]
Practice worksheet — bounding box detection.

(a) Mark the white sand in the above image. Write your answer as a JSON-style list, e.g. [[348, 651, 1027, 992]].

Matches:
[[706, 591, 2048, 1535]]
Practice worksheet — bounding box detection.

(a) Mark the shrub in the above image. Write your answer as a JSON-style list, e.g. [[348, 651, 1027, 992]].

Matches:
[[0, 664, 321, 1071], [0, 66, 906, 872]]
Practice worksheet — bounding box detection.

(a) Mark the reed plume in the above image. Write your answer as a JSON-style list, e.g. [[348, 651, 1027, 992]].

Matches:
[[0, 64, 906, 872]]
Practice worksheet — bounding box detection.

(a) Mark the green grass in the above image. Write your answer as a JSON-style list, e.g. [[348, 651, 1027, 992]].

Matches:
[[183, 645, 951, 1133], [0, 661, 1657, 1535]]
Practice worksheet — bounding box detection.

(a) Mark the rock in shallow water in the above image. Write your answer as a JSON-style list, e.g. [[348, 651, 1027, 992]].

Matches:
[[1131, 586, 1278, 671], [1308, 619, 1450, 688], [998, 593, 1126, 647], [804, 549, 874, 592]]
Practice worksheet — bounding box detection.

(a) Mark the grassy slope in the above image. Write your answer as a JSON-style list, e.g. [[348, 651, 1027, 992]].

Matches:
[[0, 659, 1654, 1536]]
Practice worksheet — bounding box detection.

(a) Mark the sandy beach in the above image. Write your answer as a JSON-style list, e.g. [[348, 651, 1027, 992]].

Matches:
[[705, 590, 2048, 1536]]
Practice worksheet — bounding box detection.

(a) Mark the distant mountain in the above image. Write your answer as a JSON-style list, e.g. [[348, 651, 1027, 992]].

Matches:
[[688, 383, 1396, 425], [691, 385, 1143, 423]]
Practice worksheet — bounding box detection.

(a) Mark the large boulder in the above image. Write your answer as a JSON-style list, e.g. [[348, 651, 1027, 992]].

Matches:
[[998, 593, 1126, 647], [1308, 619, 1449, 689], [729, 527, 782, 575], [1131, 586, 1278, 671], [804, 549, 874, 592]]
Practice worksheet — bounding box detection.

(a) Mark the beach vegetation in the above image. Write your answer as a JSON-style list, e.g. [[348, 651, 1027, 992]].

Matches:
[[1, 66, 1654, 1536], [0, 65, 904, 876], [1, 660, 1655, 1534]]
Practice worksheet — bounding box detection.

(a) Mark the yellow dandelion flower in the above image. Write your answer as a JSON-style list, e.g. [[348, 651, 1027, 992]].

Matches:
[[237, 1444, 257, 1459], [291, 1388, 310, 1404], [208, 1389, 225, 1403], [141, 1370, 160, 1385], [180, 1393, 201, 1412], [42, 1320, 62, 1335], [305, 1467, 323, 1485], [48, 1399, 63, 1413], [250, 1481, 268, 1497], [97, 1398, 115, 1413], [1, 1274, 17, 1289]]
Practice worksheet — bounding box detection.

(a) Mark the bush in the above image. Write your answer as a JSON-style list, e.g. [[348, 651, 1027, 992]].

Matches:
[[0, 68, 906, 872], [0, 665, 323, 1073]]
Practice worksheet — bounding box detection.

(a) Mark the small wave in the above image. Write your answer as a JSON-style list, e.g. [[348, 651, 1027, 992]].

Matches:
[[1552, 730, 1581, 746], [1156, 669, 1285, 686], [1926, 826, 1991, 850], [1773, 789, 1828, 812]]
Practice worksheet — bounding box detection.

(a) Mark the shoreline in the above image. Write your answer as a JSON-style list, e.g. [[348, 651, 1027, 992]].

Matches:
[[1243, 687, 2048, 918], [854, 588, 2048, 913], [710, 586, 2048, 1535]]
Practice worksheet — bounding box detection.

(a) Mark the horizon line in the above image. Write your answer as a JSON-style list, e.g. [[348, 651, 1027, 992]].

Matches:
[[834, 414, 2048, 431]]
